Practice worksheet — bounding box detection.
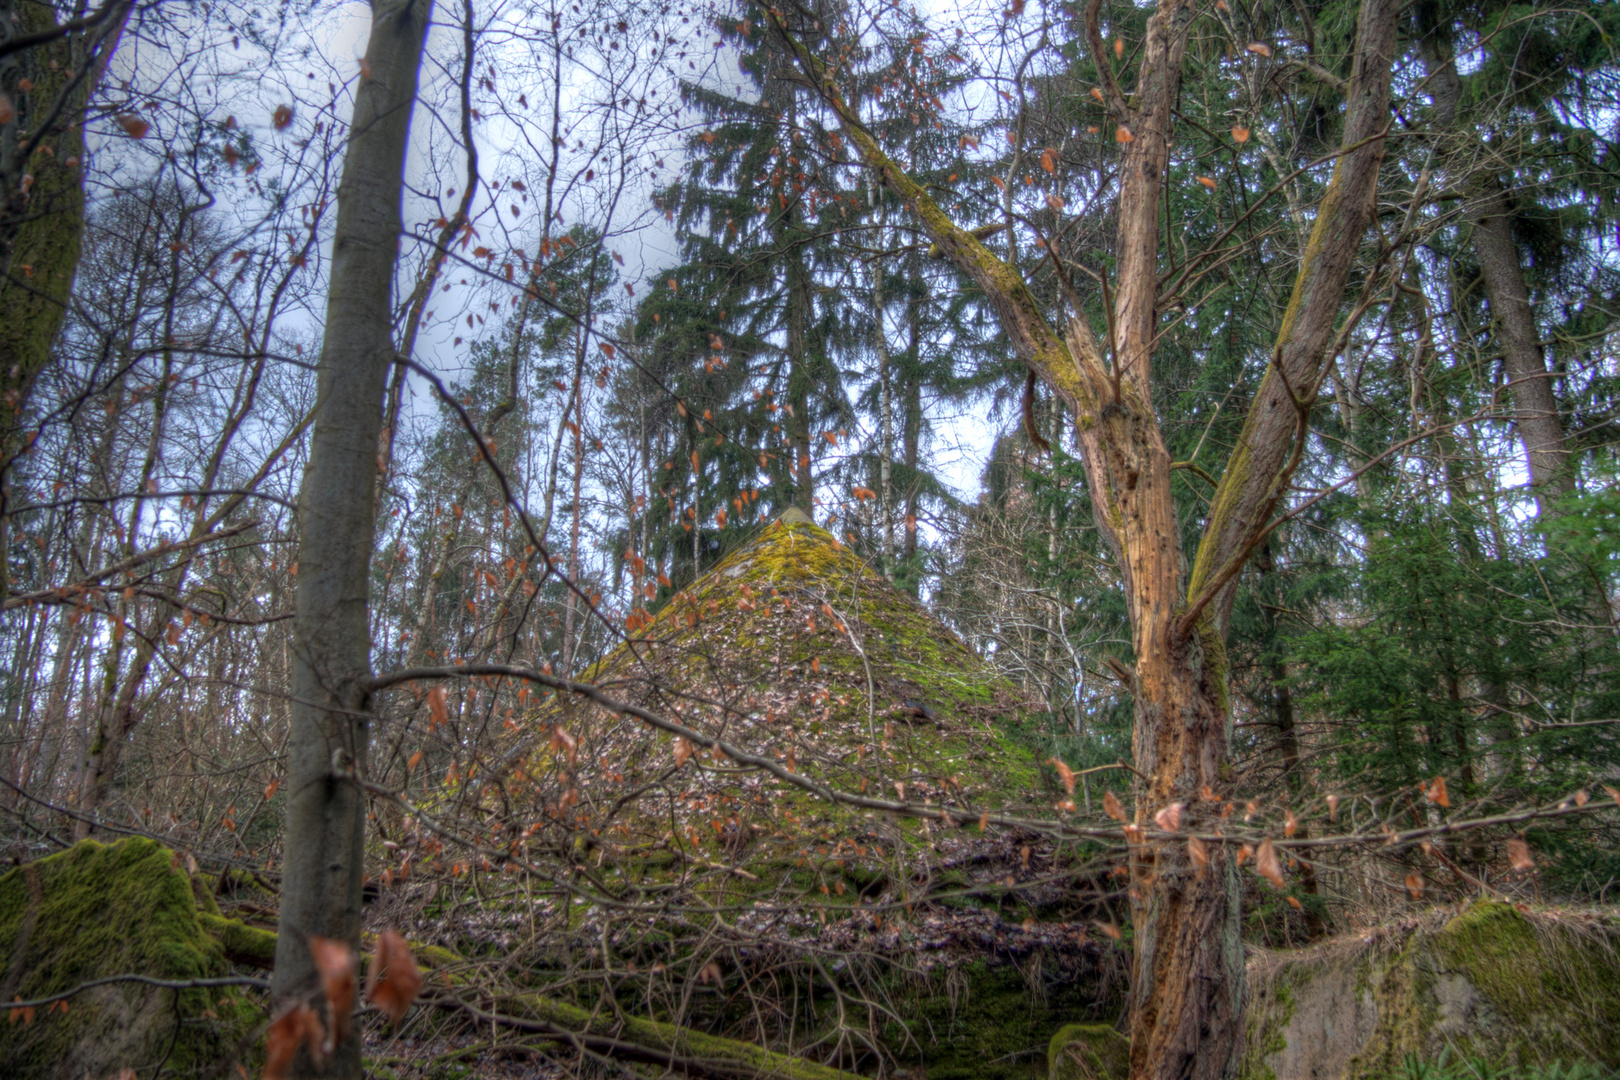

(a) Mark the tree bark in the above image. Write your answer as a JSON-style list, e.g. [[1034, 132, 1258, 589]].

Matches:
[[271, 2, 428, 1075]]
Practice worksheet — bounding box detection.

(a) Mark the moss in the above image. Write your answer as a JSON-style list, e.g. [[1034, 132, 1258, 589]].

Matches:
[[198, 911, 278, 969], [1048, 1024, 1130, 1080], [1243, 903, 1620, 1080], [0, 838, 263, 1079], [877, 961, 1114, 1080]]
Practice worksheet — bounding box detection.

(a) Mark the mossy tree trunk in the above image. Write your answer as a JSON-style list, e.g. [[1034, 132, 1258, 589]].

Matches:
[[271, 1, 428, 1076], [0, 0, 130, 598], [770, 0, 1399, 1075]]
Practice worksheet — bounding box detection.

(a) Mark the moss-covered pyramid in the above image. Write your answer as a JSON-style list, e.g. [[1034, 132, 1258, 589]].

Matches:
[[0, 838, 262, 1079], [508, 509, 1053, 875]]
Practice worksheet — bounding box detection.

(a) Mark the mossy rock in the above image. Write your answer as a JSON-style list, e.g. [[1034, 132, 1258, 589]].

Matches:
[[488, 512, 1051, 896], [1048, 1024, 1130, 1080], [0, 838, 263, 1079], [1242, 902, 1620, 1080], [876, 959, 1121, 1080]]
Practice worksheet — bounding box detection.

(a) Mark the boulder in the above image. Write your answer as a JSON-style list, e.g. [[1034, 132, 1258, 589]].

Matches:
[[1241, 901, 1620, 1080], [0, 838, 261, 1079]]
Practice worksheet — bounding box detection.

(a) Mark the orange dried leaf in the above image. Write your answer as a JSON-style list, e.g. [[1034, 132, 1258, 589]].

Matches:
[[1095, 920, 1121, 940], [1284, 810, 1298, 838], [1326, 793, 1340, 821], [427, 686, 448, 730], [1425, 775, 1450, 808], [1231, 125, 1250, 143], [264, 1002, 324, 1079], [264, 779, 279, 801], [1115, 125, 1134, 143], [1507, 836, 1534, 871], [1040, 148, 1056, 173], [1154, 802, 1183, 832], [1196, 175, 1217, 189], [407, 750, 423, 770], [1246, 42, 1272, 57], [1188, 835, 1209, 869], [308, 937, 356, 1048], [1405, 872, 1424, 900], [365, 930, 423, 1025], [1102, 790, 1126, 822], [1048, 757, 1076, 794], [674, 736, 693, 767], [116, 114, 149, 139], [1255, 838, 1285, 888], [1286, 895, 1303, 910], [1090, 87, 1103, 102]]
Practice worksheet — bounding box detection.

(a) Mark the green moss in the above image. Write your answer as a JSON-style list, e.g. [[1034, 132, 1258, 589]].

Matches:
[[1048, 1024, 1130, 1080], [876, 961, 1113, 1080], [0, 838, 263, 1078]]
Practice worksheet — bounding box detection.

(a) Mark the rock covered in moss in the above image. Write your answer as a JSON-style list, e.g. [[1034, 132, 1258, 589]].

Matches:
[[1048, 1023, 1130, 1080], [1241, 901, 1620, 1080], [0, 838, 261, 1079]]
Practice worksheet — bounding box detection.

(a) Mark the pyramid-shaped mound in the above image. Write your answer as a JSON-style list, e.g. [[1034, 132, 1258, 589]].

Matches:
[[509, 510, 1051, 873]]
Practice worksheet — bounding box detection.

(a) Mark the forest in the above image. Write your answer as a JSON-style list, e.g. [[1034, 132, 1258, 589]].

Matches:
[[0, 0, 1618, 1077]]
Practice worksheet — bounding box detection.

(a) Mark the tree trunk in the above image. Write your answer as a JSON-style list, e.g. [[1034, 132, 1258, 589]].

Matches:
[[1419, 26, 1572, 511], [271, 3, 428, 1075]]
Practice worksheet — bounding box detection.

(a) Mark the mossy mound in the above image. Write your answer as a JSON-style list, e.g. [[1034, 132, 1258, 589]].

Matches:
[[1048, 1023, 1130, 1080], [0, 838, 263, 1079], [499, 510, 1052, 884], [1241, 902, 1620, 1080]]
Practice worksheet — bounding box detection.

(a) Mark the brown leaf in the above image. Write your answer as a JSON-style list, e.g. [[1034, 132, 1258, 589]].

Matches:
[[1426, 775, 1450, 808], [1604, 785, 1620, 807], [1326, 793, 1340, 821], [1115, 125, 1134, 143], [1574, 789, 1589, 807], [264, 1002, 324, 1079], [116, 113, 149, 138], [1048, 757, 1075, 794], [1095, 921, 1121, 940], [1255, 838, 1285, 888], [272, 104, 294, 130], [1102, 790, 1126, 822], [1405, 872, 1424, 900], [427, 686, 448, 730], [263, 779, 279, 801], [1286, 896, 1303, 910], [1045, 193, 1065, 212], [1507, 836, 1535, 872], [1040, 148, 1056, 173], [1284, 809, 1298, 838], [1231, 125, 1250, 144], [1246, 42, 1273, 57], [1154, 802, 1183, 832], [407, 750, 423, 771], [365, 930, 423, 1025], [0, 93, 14, 125], [308, 937, 356, 1049], [1187, 835, 1209, 869], [673, 736, 692, 767]]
